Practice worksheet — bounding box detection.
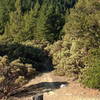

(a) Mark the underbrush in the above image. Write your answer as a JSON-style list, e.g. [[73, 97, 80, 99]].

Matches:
[[45, 39, 85, 79], [0, 40, 52, 72], [79, 48, 100, 89], [0, 56, 37, 99], [0, 40, 53, 99]]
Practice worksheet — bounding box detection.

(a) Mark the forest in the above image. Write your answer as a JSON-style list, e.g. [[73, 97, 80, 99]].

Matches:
[[0, 0, 100, 99]]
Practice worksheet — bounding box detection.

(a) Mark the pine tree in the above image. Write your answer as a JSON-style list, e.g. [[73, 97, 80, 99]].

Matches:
[[35, 0, 67, 42], [1, 0, 73, 42], [20, 0, 40, 41], [0, 0, 16, 34], [4, 0, 23, 41], [35, 1, 48, 41], [63, 0, 100, 49], [21, 8, 38, 40]]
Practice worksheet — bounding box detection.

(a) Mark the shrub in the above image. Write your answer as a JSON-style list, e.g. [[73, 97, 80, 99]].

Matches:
[[79, 66, 100, 89], [83, 48, 100, 68], [15, 76, 27, 86], [45, 0, 100, 79], [79, 48, 100, 89], [45, 39, 84, 78], [0, 56, 37, 99], [0, 41, 53, 72]]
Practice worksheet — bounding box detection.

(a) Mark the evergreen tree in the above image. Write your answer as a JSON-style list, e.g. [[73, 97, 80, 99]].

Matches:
[[5, 0, 23, 41], [0, 8, 7, 34], [35, 0, 67, 42], [35, 2, 48, 41], [19, 0, 40, 41], [0, 0, 74, 42], [21, 8, 38, 41], [63, 0, 100, 48], [0, 0, 16, 34]]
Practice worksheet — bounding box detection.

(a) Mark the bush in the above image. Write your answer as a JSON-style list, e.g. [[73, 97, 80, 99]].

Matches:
[[45, 39, 84, 78], [79, 66, 100, 89], [0, 41, 53, 72], [79, 48, 100, 89], [0, 55, 37, 99], [45, 0, 100, 79], [15, 76, 27, 86], [83, 48, 100, 68]]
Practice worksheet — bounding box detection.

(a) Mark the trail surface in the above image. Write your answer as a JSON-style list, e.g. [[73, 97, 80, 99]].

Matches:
[[11, 72, 100, 100]]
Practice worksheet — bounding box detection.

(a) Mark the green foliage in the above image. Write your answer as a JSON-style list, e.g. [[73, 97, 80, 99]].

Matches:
[[0, 0, 15, 34], [45, 0, 100, 79], [0, 0, 100, 91], [0, 40, 52, 72], [79, 48, 100, 89], [83, 48, 100, 68], [0, 38, 53, 98], [80, 67, 100, 89], [5, 0, 23, 41], [63, 0, 100, 47], [0, 0, 73, 42], [35, 0, 66, 42], [0, 4, 8, 34], [45, 40, 83, 78]]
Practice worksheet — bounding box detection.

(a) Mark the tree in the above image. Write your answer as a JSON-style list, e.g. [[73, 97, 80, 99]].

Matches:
[[4, 0, 23, 42], [63, 0, 100, 49], [0, 0, 16, 35], [35, 0, 67, 42], [46, 0, 100, 78], [21, 8, 38, 41], [1, 0, 74, 42], [15, 0, 40, 41], [35, 2, 50, 41]]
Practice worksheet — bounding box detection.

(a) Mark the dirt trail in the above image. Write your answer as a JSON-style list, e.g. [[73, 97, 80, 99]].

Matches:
[[12, 72, 100, 100]]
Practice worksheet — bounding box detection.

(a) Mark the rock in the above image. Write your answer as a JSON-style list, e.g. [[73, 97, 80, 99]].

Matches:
[[48, 91, 55, 95], [60, 84, 67, 88]]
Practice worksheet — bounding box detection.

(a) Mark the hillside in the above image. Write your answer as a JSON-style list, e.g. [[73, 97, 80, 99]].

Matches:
[[0, 0, 100, 99]]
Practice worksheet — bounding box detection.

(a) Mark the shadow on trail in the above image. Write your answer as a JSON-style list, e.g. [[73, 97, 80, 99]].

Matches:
[[10, 81, 68, 98]]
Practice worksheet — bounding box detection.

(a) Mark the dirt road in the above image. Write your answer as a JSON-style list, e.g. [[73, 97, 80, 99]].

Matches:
[[11, 72, 100, 100]]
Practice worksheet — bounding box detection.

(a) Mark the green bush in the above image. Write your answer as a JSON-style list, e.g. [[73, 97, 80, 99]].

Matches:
[[83, 48, 100, 68], [45, 39, 84, 78], [45, 0, 100, 79], [79, 48, 100, 89], [79, 66, 100, 89], [0, 41, 53, 72]]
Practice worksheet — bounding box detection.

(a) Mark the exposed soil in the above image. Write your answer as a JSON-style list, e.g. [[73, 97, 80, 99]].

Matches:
[[10, 71, 100, 100]]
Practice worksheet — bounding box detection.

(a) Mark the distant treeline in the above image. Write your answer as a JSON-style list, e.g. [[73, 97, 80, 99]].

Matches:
[[0, 0, 76, 42]]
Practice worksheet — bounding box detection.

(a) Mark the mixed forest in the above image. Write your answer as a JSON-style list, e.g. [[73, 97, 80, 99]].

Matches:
[[0, 0, 100, 99]]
